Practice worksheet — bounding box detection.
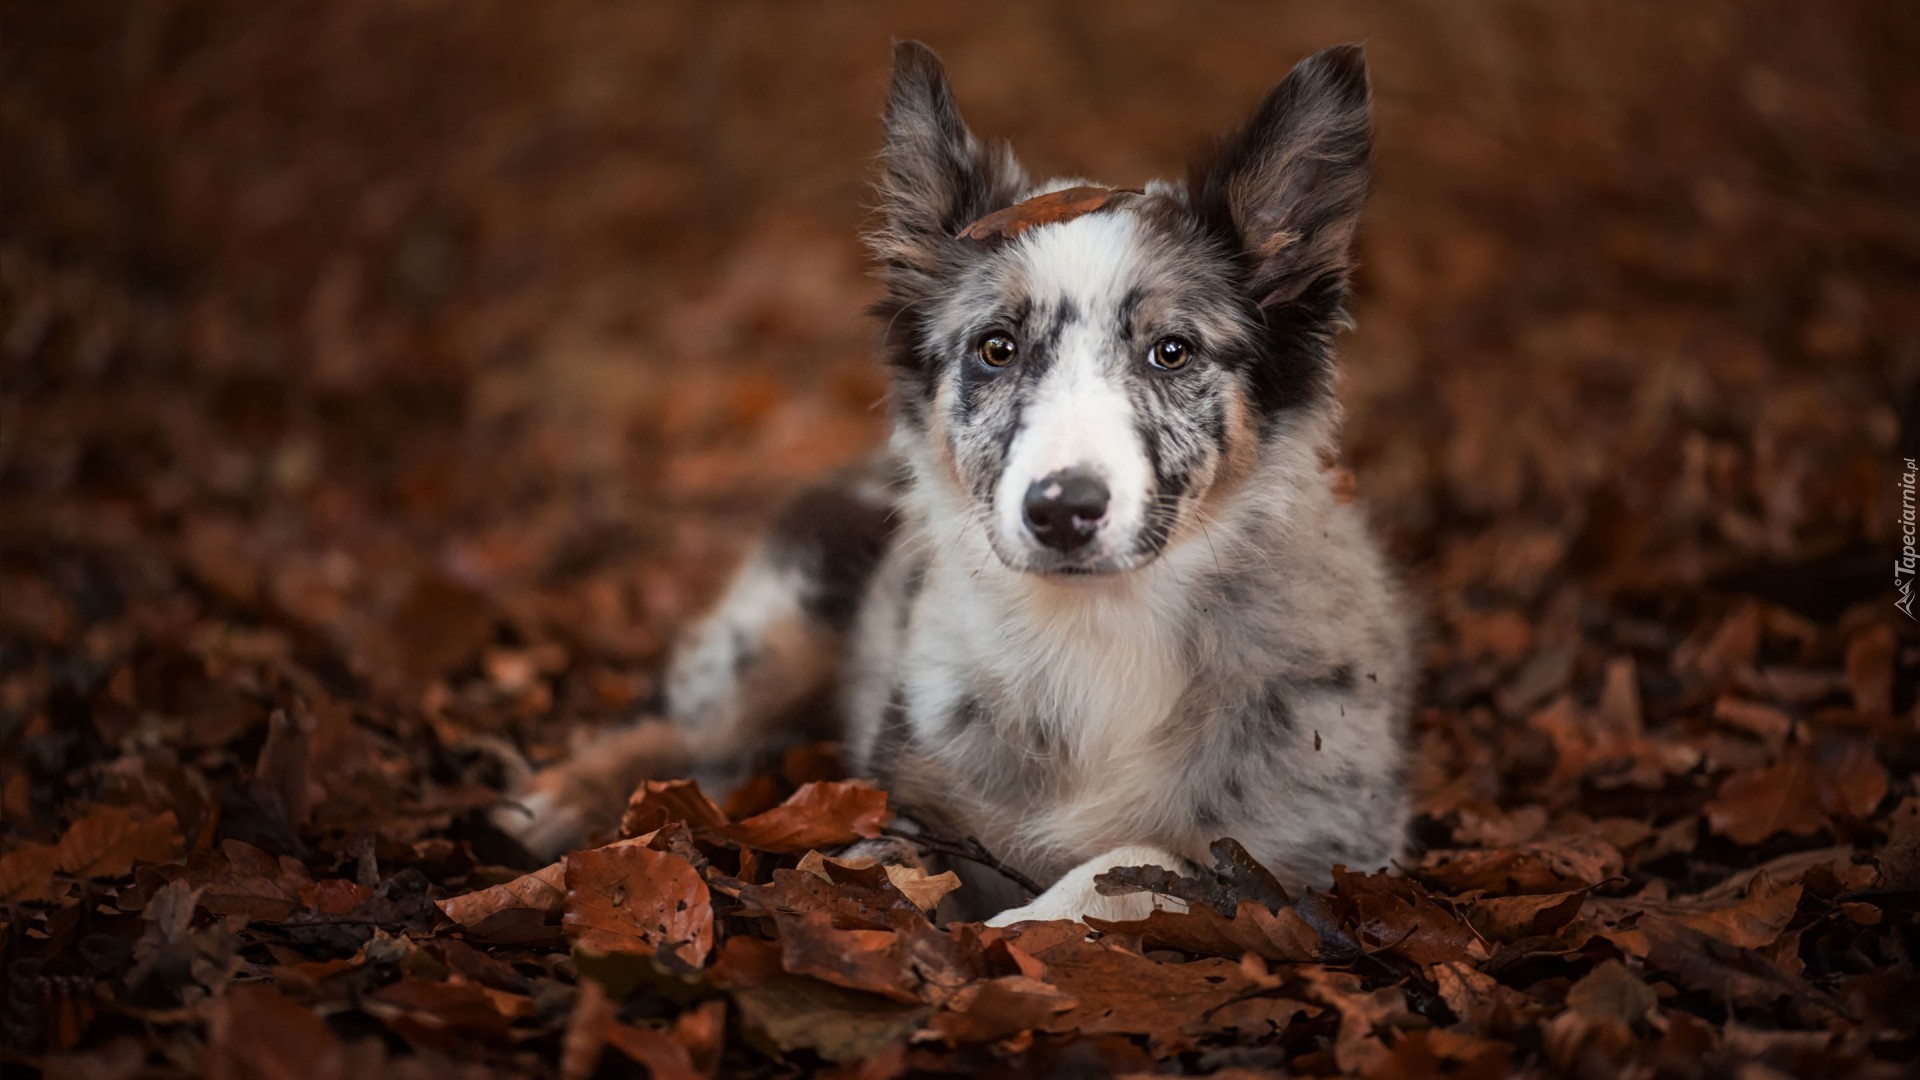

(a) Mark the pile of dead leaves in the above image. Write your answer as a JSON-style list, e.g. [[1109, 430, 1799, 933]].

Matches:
[[5, 1, 1920, 1075], [3, 639, 1918, 1078]]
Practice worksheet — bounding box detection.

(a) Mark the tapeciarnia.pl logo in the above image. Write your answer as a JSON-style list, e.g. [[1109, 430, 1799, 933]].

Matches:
[[1900, 457, 1918, 620]]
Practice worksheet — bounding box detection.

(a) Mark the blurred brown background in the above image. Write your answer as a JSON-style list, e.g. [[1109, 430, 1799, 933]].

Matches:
[[4, 1, 1917, 721]]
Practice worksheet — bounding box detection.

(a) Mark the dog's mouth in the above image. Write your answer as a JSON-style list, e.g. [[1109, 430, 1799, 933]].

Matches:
[[983, 531, 1162, 580]]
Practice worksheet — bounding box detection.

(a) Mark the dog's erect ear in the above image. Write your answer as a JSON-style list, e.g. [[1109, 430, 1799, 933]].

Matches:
[[1191, 44, 1373, 312], [871, 42, 1026, 289]]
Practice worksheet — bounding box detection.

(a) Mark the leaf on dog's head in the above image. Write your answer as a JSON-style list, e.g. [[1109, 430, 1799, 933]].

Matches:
[[955, 186, 1141, 241]]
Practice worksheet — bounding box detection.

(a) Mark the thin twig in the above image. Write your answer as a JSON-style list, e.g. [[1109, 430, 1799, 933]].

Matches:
[[882, 826, 1042, 898]]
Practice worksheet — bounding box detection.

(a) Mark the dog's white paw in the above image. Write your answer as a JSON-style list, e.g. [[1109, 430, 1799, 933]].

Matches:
[[490, 788, 589, 861], [983, 898, 1082, 928]]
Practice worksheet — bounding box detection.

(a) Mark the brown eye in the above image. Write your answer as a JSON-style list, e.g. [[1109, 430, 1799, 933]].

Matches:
[[977, 334, 1018, 367], [1149, 337, 1191, 370]]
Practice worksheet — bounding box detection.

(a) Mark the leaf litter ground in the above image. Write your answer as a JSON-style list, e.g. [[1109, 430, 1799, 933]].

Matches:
[[4, 2, 1918, 1077]]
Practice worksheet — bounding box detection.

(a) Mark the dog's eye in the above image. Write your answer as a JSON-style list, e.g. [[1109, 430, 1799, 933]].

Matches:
[[977, 334, 1018, 368], [1149, 337, 1192, 371]]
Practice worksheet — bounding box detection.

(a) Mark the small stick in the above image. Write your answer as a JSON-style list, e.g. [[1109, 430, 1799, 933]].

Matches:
[[882, 826, 1042, 898]]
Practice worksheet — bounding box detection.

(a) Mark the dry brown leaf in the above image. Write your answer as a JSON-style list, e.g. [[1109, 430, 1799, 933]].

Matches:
[[1333, 868, 1488, 966], [0, 840, 64, 904], [205, 985, 345, 1080], [1466, 889, 1586, 942], [55, 807, 180, 879], [924, 975, 1078, 1044], [438, 861, 567, 943], [184, 839, 312, 921], [368, 977, 515, 1049], [955, 186, 1140, 241], [1023, 934, 1258, 1053], [794, 850, 960, 913], [563, 841, 714, 965], [1412, 834, 1623, 895], [723, 781, 890, 852], [710, 937, 929, 1062], [1086, 898, 1343, 963], [1707, 737, 1888, 844], [621, 777, 729, 837]]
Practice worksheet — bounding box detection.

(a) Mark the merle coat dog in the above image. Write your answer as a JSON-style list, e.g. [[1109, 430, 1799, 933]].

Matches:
[[499, 41, 1416, 925]]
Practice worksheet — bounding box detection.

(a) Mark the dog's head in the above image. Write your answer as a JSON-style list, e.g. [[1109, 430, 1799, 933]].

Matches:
[[871, 42, 1371, 577]]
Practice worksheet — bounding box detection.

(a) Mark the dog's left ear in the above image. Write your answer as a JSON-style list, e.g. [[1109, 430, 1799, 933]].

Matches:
[[871, 42, 1027, 294], [1191, 44, 1373, 313]]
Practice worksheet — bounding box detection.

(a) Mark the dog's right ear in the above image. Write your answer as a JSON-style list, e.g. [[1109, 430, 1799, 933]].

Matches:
[[871, 42, 1027, 292]]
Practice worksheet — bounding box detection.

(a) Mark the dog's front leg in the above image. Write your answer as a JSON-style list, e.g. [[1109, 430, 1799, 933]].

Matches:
[[983, 845, 1192, 927]]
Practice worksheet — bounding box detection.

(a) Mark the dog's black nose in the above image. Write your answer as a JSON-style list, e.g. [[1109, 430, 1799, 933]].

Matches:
[[1023, 470, 1110, 552]]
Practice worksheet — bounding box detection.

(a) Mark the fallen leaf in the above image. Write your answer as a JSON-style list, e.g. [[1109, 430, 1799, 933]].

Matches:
[[438, 861, 568, 944], [1094, 837, 1291, 915], [1466, 890, 1586, 942], [1086, 897, 1346, 963], [205, 985, 345, 1080], [1022, 934, 1259, 1052], [795, 850, 960, 913], [563, 841, 714, 965], [924, 975, 1077, 1044], [621, 778, 729, 837], [1333, 868, 1487, 966], [723, 781, 890, 852], [55, 807, 180, 879], [0, 840, 64, 904], [1412, 835, 1623, 895], [183, 839, 312, 920], [1707, 737, 1888, 844], [711, 937, 928, 1062]]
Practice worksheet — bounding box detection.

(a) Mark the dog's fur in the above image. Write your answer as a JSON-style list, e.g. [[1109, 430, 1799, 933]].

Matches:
[[498, 41, 1416, 926]]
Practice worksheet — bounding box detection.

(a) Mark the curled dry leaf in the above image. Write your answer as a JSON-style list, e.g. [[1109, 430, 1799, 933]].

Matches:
[[722, 781, 890, 853], [1086, 898, 1346, 963], [1095, 837, 1291, 915], [439, 860, 568, 944], [1412, 834, 1624, 895], [796, 850, 960, 913], [954, 186, 1140, 241], [1466, 889, 1587, 942], [621, 777, 729, 837], [741, 860, 928, 931], [1574, 878, 1805, 956]]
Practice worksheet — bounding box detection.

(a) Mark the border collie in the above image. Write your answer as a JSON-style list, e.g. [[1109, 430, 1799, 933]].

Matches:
[[498, 41, 1416, 926]]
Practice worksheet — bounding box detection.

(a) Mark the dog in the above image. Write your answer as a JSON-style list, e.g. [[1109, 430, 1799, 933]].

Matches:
[[496, 40, 1416, 926]]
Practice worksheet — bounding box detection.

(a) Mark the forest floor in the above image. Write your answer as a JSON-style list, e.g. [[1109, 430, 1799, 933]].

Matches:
[[3, 2, 1919, 1077]]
